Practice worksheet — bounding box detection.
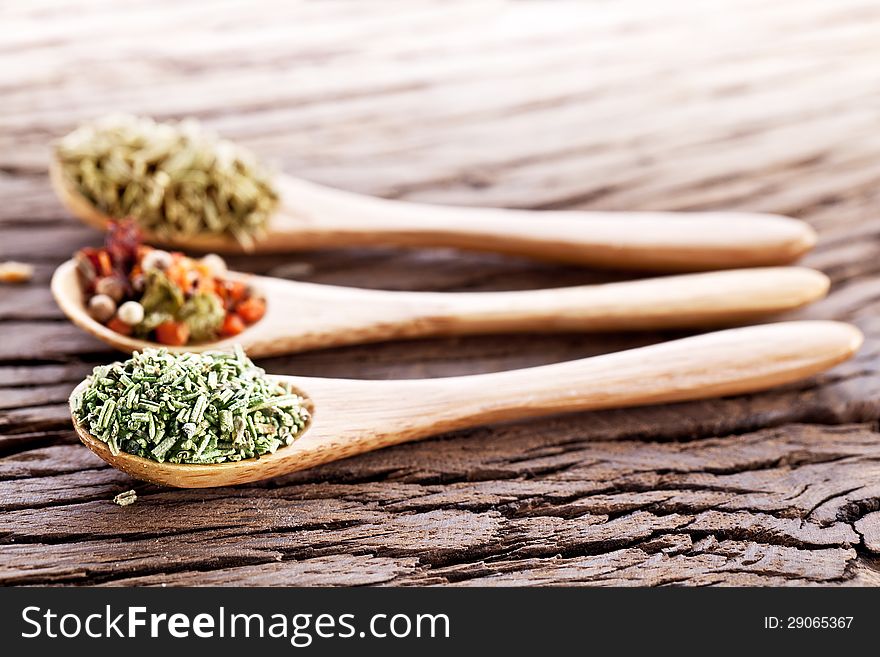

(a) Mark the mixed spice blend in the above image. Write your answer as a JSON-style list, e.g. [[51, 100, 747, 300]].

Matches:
[[76, 221, 266, 346]]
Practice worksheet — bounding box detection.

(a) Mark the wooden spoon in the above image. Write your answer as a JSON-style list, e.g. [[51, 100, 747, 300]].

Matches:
[[50, 156, 816, 271], [52, 259, 829, 356], [69, 320, 862, 488]]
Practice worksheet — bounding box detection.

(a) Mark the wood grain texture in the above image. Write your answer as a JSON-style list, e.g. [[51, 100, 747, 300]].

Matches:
[[3, 0, 880, 585]]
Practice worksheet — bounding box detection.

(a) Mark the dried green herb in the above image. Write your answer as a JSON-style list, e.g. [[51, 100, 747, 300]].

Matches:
[[73, 347, 310, 464], [140, 270, 184, 316], [56, 114, 278, 248], [179, 292, 225, 342], [112, 489, 137, 506]]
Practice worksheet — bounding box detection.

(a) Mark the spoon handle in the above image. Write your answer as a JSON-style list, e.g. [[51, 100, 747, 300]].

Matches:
[[297, 321, 861, 462], [420, 320, 861, 423], [248, 267, 828, 356], [275, 176, 816, 270]]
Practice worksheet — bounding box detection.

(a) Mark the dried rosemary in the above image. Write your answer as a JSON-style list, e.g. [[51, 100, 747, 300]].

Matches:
[[73, 347, 310, 464], [112, 489, 137, 506], [56, 114, 279, 248]]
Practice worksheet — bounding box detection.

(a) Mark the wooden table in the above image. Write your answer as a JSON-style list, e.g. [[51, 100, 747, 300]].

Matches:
[[3, 0, 880, 586]]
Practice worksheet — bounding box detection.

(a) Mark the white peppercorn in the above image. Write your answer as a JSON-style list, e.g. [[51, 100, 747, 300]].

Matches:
[[117, 300, 145, 326], [142, 249, 173, 272], [200, 253, 227, 277], [88, 294, 117, 323]]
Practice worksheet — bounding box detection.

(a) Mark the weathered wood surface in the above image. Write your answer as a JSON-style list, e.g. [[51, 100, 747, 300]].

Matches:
[[3, 0, 880, 586]]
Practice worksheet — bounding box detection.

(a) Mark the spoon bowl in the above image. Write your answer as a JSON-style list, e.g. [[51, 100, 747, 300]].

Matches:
[[69, 320, 863, 488], [52, 258, 830, 357], [50, 157, 244, 254], [51, 152, 817, 271]]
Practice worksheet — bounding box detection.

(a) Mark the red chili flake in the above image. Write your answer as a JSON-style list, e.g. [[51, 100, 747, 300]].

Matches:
[[105, 219, 143, 272]]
